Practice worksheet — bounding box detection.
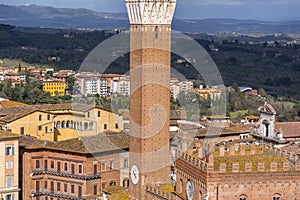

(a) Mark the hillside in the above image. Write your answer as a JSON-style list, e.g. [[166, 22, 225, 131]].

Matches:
[[1, 25, 300, 100], [2, 4, 300, 34]]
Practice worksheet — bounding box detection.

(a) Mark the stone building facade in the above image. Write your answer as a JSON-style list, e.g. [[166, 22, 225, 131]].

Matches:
[[0, 104, 124, 141], [175, 142, 300, 200], [0, 131, 20, 200], [19, 132, 129, 200]]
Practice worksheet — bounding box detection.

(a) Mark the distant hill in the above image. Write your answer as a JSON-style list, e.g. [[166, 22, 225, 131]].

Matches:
[[1, 4, 300, 33]]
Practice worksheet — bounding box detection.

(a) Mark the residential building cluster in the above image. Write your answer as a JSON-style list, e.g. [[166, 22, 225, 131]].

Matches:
[[0, 99, 128, 200], [0, 97, 299, 200], [167, 102, 300, 200]]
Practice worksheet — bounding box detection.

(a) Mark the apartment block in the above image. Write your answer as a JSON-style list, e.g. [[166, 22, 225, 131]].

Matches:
[[0, 131, 20, 200]]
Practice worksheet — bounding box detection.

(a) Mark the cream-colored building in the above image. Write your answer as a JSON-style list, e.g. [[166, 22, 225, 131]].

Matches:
[[0, 107, 55, 141], [0, 131, 20, 200], [0, 104, 124, 141]]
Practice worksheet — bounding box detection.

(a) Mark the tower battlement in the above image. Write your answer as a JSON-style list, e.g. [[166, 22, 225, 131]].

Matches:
[[176, 142, 300, 174], [126, 0, 176, 25]]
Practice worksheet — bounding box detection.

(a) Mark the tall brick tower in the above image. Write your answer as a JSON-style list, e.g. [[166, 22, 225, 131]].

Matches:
[[126, 0, 176, 199]]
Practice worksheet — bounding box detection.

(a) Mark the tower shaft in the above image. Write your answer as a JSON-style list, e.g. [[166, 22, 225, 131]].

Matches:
[[126, 1, 176, 199]]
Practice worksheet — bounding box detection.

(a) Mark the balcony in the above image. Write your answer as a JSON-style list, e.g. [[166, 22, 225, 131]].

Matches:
[[32, 189, 83, 200], [31, 169, 101, 180]]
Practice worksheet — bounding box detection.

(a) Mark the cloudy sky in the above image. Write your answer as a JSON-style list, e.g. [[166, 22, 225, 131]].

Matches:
[[1, 0, 300, 20]]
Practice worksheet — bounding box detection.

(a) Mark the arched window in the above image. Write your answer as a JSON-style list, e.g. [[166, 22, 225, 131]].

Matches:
[[239, 194, 247, 200], [199, 191, 202, 200], [84, 123, 88, 131], [55, 121, 61, 129], [71, 121, 74, 129], [66, 121, 70, 128], [273, 194, 281, 200], [110, 181, 116, 186], [89, 122, 94, 130], [80, 122, 83, 130], [61, 121, 66, 128]]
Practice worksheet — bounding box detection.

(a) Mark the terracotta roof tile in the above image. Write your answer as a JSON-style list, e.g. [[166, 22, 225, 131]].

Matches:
[[0, 100, 27, 109], [258, 102, 276, 115], [0, 106, 41, 122], [275, 122, 300, 138], [19, 131, 129, 154], [0, 130, 19, 140]]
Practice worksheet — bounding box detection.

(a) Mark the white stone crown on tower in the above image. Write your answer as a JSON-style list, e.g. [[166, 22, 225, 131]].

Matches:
[[126, 0, 176, 25]]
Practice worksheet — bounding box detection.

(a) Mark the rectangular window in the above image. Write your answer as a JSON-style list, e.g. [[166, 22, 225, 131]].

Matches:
[[110, 161, 114, 170], [94, 185, 97, 195], [104, 124, 107, 130], [47, 114, 50, 120], [44, 181, 48, 189], [57, 161, 61, 172], [5, 146, 14, 156], [6, 161, 13, 169], [45, 127, 48, 133], [71, 185, 75, 193], [78, 164, 82, 174], [36, 181, 40, 192], [101, 162, 106, 171], [50, 182, 54, 193], [115, 123, 119, 129], [78, 186, 82, 197], [5, 194, 13, 200], [94, 164, 97, 175], [64, 183, 68, 192], [57, 182, 61, 191], [71, 163, 75, 174], [98, 111, 101, 117], [39, 115, 42, 121], [124, 159, 128, 168], [87, 112, 90, 118], [44, 160, 48, 170], [51, 160, 54, 169], [64, 162, 68, 171], [36, 160, 40, 169], [20, 127, 24, 135], [6, 176, 12, 188], [38, 126, 42, 131]]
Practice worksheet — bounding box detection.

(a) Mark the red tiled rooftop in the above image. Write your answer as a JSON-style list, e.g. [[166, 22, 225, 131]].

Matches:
[[19, 131, 129, 154], [275, 122, 300, 138]]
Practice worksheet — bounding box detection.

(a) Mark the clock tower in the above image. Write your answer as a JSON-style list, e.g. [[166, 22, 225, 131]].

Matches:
[[126, 0, 177, 199]]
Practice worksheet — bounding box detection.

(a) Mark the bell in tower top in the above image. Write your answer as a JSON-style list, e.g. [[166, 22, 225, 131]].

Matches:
[[125, 0, 177, 25]]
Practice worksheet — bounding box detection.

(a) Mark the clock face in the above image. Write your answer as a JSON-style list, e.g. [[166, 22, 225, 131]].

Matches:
[[186, 179, 194, 200], [130, 164, 139, 185]]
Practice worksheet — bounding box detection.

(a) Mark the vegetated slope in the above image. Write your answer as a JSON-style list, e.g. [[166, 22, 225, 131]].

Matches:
[[1, 24, 300, 99]]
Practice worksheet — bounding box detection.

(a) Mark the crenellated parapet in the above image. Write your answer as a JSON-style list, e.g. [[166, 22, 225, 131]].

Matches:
[[126, 0, 176, 25], [212, 143, 300, 173], [176, 143, 300, 174], [146, 185, 182, 200], [174, 148, 208, 172]]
